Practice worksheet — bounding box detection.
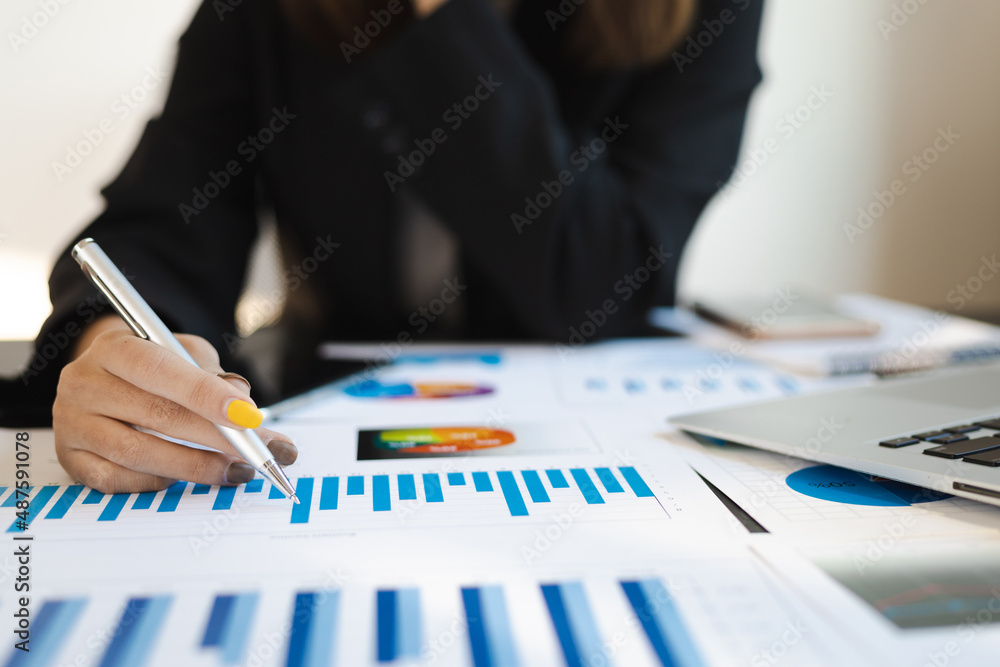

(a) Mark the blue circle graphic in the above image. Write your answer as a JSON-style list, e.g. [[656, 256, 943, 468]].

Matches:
[[786, 465, 951, 506]]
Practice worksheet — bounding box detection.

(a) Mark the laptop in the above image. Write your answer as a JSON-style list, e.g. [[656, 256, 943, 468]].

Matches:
[[669, 362, 1000, 506]]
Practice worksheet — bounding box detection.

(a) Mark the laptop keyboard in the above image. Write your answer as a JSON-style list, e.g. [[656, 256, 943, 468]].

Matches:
[[879, 419, 1000, 466]]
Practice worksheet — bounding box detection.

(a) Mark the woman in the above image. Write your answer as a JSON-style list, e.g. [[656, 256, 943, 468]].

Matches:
[[33, 0, 764, 492]]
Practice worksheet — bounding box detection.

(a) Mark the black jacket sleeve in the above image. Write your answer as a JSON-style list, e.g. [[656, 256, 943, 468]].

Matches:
[[23, 0, 261, 403], [336, 0, 764, 338]]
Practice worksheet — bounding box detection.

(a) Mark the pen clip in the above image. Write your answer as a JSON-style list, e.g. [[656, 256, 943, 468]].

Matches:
[[79, 263, 150, 340]]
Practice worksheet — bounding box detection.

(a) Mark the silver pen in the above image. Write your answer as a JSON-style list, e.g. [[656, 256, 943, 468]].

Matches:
[[72, 238, 299, 503]]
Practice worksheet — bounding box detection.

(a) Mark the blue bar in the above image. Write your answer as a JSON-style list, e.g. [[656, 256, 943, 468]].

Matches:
[[521, 471, 550, 503], [98, 494, 131, 522], [622, 580, 704, 667], [422, 474, 443, 503], [619, 467, 654, 498], [132, 492, 157, 510], [546, 470, 569, 489], [291, 478, 314, 524], [462, 588, 491, 667], [202, 595, 234, 647], [82, 488, 103, 505], [99, 596, 172, 667], [201, 593, 258, 665], [288, 594, 315, 667], [192, 484, 211, 495], [2, 487, 31, 508], [220, 593, 259, 664], [213, 487, 237, 511], [374, 475, 391, 512], [347, 476, 364, 496], [6, 486, 58, 532], [541, 585, 582, 667], [45, 485, 84, 519], [269, 483, 286, 500], [5, 598, 87, 667], [0, 486, 35, 507], [542, 583, 604, 667], [287, 592, 340, 667], [496, 472, 528, 517], [559, 582, 604, 667], [320, 477, 339, 510], [395, 589, 421, 660], [479, 586, 518, 667], [245, 479, 264, 493], [461, 587, 518, 667], [398, 474, 416, 500], [157, 482, 186, 512], [570, 469, 604, 505], [377, 590, 396, 662], [472, 472, 493, 492], [447, 472, 466, 486], [594, 468, 624, 494]]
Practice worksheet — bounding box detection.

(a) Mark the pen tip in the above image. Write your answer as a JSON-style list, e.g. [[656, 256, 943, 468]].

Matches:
[[290, 494, 301, 505]]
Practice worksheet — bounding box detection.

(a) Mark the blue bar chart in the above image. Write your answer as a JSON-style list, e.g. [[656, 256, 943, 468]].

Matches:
[[377, 588, 422, 663], [3, 467, 662, 531], [287, 591, 340, 667], [202, 593, 259, 665], [5, 576, 721, 667], [98, 596, 172, 667]]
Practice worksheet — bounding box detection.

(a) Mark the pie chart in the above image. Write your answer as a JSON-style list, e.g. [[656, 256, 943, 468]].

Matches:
[[786, 464, 951, 506]]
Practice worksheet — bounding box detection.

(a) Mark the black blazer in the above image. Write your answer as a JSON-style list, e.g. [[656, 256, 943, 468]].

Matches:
[[22, 0, 764, 407]]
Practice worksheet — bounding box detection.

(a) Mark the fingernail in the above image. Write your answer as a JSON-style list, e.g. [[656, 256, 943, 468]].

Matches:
[[218, 371, 251, 393], [226, 399, 263, 429], [267, 439, 298, 466], [225, 462, 255, 485]]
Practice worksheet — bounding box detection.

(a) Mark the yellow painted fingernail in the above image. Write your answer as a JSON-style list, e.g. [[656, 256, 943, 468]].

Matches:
[[227, 399, 263, 429]]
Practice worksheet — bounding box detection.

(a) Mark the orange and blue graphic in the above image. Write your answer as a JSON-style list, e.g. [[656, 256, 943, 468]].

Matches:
[[345, 380, 493, 400], [358, 427, 516, 459]]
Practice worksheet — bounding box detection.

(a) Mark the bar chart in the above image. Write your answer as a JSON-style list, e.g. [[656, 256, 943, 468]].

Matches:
[[3, 466, 665, 536], [2, 576, 712, 667]]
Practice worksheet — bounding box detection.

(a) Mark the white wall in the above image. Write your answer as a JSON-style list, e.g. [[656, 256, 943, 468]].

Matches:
[[2, 0, 999, 340], [680, 0, 1000, 317]]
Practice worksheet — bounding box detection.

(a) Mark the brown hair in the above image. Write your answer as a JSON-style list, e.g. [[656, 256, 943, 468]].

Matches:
[[281, 0, 697, 70]]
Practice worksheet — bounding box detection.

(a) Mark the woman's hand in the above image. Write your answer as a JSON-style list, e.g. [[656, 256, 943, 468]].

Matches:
[[53, 317, 297, 493], [413, 0, 449, 18]]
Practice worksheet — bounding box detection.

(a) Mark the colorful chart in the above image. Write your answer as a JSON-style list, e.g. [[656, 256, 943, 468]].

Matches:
[[344, 380, 493, 400], [786, 464, 951, 507], [358, 427, 516, 459]]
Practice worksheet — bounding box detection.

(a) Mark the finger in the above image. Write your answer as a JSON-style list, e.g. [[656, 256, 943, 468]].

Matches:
[[72, 415, 255, 486], [94, 334, 263, 430], [58, 448, 176, 495], [257, 429, 298, 466], [175, 335, 254, 396]]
